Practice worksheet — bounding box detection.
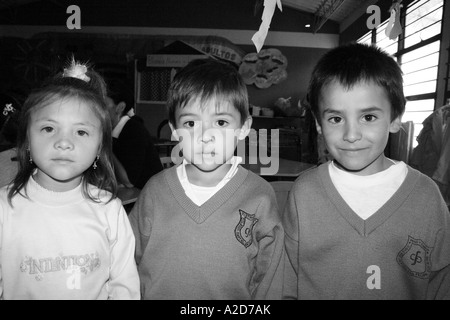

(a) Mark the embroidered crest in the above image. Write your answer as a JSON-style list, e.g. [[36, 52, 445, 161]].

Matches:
[[235, 210, 258, 248], [396, 235, 433, 279]]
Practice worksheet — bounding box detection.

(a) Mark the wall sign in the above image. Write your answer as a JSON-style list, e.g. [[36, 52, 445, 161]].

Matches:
[[199, 43, 242, 65], [184, 36, 245, 66]]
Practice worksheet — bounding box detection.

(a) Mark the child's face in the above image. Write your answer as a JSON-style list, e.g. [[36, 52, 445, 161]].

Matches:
[[170, 96, 251, 184], [316, 80, 401, 176], [28, 97, 102, 191]]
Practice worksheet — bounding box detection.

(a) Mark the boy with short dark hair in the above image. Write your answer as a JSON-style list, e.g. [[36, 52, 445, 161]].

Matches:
[[129, 58, 284, 300], [283, 43, 450, 299]]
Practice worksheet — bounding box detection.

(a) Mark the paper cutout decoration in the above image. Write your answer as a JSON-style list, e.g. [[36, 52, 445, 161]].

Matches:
[[385, 0, 403, 40], [239, 48, 287, 89], [252, 0, 283, 53]]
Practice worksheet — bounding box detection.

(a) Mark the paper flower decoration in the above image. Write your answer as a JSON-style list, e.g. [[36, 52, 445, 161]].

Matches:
[[239, 48, 287, 89]]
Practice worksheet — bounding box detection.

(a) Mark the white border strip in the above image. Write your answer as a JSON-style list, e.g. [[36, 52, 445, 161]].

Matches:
[[0, 25, 339, 49]]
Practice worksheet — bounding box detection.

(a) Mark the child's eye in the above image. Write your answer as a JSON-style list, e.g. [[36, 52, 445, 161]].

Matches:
[[183, 121, 197, 128], [363, 114, 377, 122], [328, 116, 342, 124], [76, 130, 89, 136], [41, 126, 54, 133], [216, 120, 228, 127]]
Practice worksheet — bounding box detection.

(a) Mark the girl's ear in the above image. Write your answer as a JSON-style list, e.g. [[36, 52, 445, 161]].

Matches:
[[315, 118, 323, 135], [237, 116, 253, 140], [389, 116, 402, 133], [168, 121, 179, 140]]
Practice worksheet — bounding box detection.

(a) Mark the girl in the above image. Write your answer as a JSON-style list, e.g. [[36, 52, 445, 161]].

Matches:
[[0, 60, 140, 299]]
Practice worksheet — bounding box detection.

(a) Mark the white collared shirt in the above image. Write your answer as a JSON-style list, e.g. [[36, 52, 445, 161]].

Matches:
[[329, 159, 408, 220], [177, 156, 242, 206], [112, 115, 131, 138]]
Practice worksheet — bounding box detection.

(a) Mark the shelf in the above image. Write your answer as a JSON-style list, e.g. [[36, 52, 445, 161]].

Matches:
[[253, 115, 279, 118], [252, 115, 303, 119]]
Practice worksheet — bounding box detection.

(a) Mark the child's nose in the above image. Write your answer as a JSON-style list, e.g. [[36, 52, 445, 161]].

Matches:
[[55, 133, 74, 150], [196, 121, 214, 143], [343, 121, 362, 142], [200, 127, 216, 143]]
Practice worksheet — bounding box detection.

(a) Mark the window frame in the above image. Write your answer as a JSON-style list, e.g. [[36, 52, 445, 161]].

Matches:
[[356, 0, 446, 143]]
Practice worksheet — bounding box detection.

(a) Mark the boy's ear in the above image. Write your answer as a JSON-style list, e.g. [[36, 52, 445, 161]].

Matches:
[[389, 116, 402, 133], [237, 116, 253, 140], [117, 101, 126, 115], [168, 121, 179, 141], [315, 118, 323, 135]]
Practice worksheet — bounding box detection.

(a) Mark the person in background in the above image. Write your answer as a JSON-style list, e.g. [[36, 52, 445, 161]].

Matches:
[[0, 93, 20, 152], [128, 58, 284, 299], [0, 60, 140, 299], [106, 83, 163, 189], [0, 93, 20, 188], [282, 43, 450, 299]]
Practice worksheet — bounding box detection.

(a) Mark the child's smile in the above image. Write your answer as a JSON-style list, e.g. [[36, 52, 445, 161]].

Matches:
[[316, 80, 401, 175]]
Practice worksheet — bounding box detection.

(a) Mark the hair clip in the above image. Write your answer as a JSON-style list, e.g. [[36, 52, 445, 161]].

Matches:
[[62, 59, 91, 82], [2, 103, 16, 116]]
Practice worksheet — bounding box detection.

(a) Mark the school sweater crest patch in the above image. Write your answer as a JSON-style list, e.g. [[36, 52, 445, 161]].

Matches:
[[235, 210, 258, 248], [396, 236, 433, 279]]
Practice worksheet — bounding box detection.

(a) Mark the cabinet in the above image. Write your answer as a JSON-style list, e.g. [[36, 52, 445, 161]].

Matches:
[[135, 65, 174, 103], [250, 116, 306, 162]]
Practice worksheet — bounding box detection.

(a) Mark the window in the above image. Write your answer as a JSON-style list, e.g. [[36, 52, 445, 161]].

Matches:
[[358, 32, 372, 46], [404, 0, 443, 48], [402, 41, 440, 98], [357, 0, 444, 146]]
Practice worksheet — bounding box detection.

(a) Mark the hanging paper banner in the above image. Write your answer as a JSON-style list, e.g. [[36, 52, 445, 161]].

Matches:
[[252, 0, 282, 53]]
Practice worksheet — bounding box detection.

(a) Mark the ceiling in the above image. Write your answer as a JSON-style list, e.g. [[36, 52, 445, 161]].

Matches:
[[282, 0, 378, 32], [0, 0, 62, 10], [0, 0, 36, 9], [0, 0, 377, 33], [0, 0, 362, 19], [283, 0, 361, 23]]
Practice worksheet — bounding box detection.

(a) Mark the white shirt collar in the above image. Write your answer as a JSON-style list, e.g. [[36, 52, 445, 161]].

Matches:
[[177, 156, 242, 206]]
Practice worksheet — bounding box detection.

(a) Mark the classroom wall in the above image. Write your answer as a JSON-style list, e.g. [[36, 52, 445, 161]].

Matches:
[[136, 43, 330, 138], [243, 45, 329, 111], [0, 0, 338, 137]]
